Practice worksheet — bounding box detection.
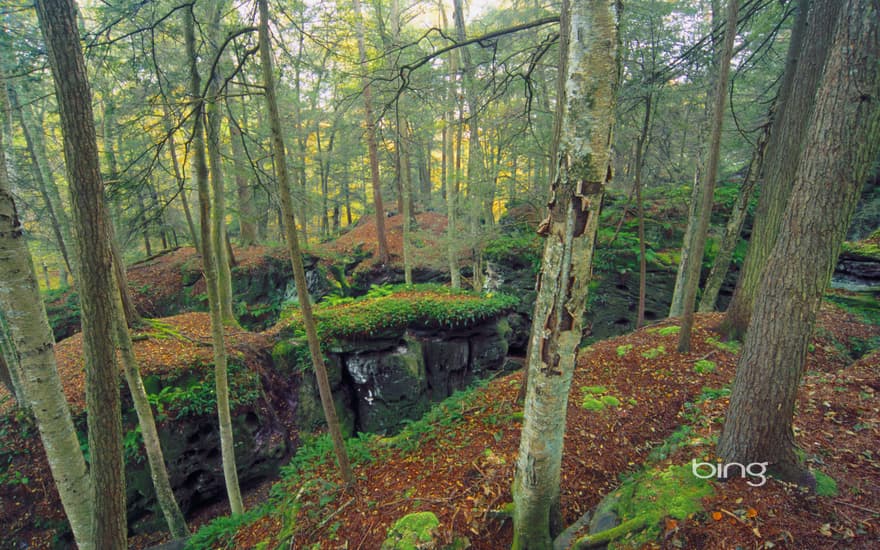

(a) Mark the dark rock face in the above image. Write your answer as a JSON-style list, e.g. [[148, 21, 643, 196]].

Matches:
[[124, 369, 292, 533], [833, 252, 880, 291], [287, 317, 512, 435]]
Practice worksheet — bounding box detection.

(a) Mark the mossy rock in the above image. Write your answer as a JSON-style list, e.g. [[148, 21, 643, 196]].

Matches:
[[381, 511, 440, 550]]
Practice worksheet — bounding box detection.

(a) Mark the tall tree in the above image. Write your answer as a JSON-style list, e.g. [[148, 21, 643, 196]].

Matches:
[[35, 0, 127, 545], [353, 0, 390, 264], [512, 0, 619, 546], [184, 4, 244, 515], [718, 0, 879, 482], [677, 0, 738, 352], [722, 0, 840, 338], [205, 1, 237, 324], [258, 0, 353, 485], [0, 67, 94, 550]]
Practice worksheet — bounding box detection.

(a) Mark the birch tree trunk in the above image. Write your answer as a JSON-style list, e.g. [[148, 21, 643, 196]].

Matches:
[[512, 0, 618, 545], [35, 0, 127, 545], [718, 0, 879, 482], [258, 0, 353, 485], [184, 5, 244, 515], [0, 78, 94, 550]]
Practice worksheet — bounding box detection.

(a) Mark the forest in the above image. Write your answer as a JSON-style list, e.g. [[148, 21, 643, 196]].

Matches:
[[0, 0, 878, 548]]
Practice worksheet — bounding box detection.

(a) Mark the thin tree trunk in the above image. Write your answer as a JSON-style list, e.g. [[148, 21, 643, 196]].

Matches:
[[110, 285, 188, 537], [698, 122, 767, 312], [230, 116, 257, 247], [7, 84, 73, 275], [512, 0, 618, 545], [634, 90, 653, 328], [184, 5, 244, 515], [258, 0, 353, 485], [718, 0, 879, 482], [353, 0, 389, 263], [0, 134, 93, 549], [165, 122, 201, 252], [35, 0, 127, 545], [206, 1, 237, 325], [678, 0, 738, 352], [723, 0, 837, 338]]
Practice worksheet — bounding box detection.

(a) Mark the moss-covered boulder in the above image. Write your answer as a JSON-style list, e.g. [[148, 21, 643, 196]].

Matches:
[[381, 511, 440, 550]]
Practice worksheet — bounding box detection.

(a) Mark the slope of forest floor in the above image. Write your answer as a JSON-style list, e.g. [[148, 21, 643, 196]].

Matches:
[[2, 296, 877, 549], [199, 303, 878, 549]]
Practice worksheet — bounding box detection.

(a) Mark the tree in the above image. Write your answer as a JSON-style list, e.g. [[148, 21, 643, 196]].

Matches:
[[512, 0, 619, 546], [184, 3, 244, 515], [722, 0, 841, 338], [258, 0, 353, 485], [717, 0, 879, 484], [0, 63, 94, 550], [677, 0, 738, 352], [34, 0, 127, 545], [353, 0, 390, 264]]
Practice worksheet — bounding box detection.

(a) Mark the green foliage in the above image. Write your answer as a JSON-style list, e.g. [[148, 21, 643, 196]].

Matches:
[[483, 232, 543, 273], [693, 359, 717, 374], [814, 470, 839, 497], [147, 363, 262, 420], [582, 385, 608, 395], [696, 386, 731, 402], [381, 511, 439, 550], [648, 425, 695, 462], [185, 507, 267, 550], [616, 344, 633, 357], [279, 285, 518, 342], [840, 235, 880, 261], [641, 345, 666, 359], [123, 426, 144, 465]]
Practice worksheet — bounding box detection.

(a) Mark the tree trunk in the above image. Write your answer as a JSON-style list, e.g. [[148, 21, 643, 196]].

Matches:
[[206, 1, 237, 325], [0, 130, 94, 549], [512, 0, 618, 546], [352, 0, 389, 264], [35, 0, 127, 545], [634, 89, 653, 328], [230, 118, 257, 247], [440, 4, 460, 288], [6, 83, 74, 276], [162, 104, 201, 252], [698, 122, 767, 312], [677, 0, 738, 352], [723, 0, 838, 338], [110, 286, 189, 537], [718, 0, 879, 482], [259, 0, 353, 485], [184, 5, 244, 515], [453, 0, 485, 291]]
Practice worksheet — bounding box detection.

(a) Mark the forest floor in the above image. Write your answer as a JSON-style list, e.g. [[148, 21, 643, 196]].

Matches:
[[176, 304, 877, 549], [2, 287, 878, 548]]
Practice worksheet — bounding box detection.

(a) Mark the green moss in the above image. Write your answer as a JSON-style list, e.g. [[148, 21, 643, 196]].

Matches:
[[381, 511, 439, 549], [582, 396, 606, 412], [616, 344, 633, 357], [693, 359, 716, 374], [814, 470, 839, 497], [641, 345, 666, 359], [649, 325, 680, 336], [582, 385, 608, 395], [601, 395, 621, 407], [580, 464, 714, 548], [278, 285, 518, 343], [706, 336, 741, 354]]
